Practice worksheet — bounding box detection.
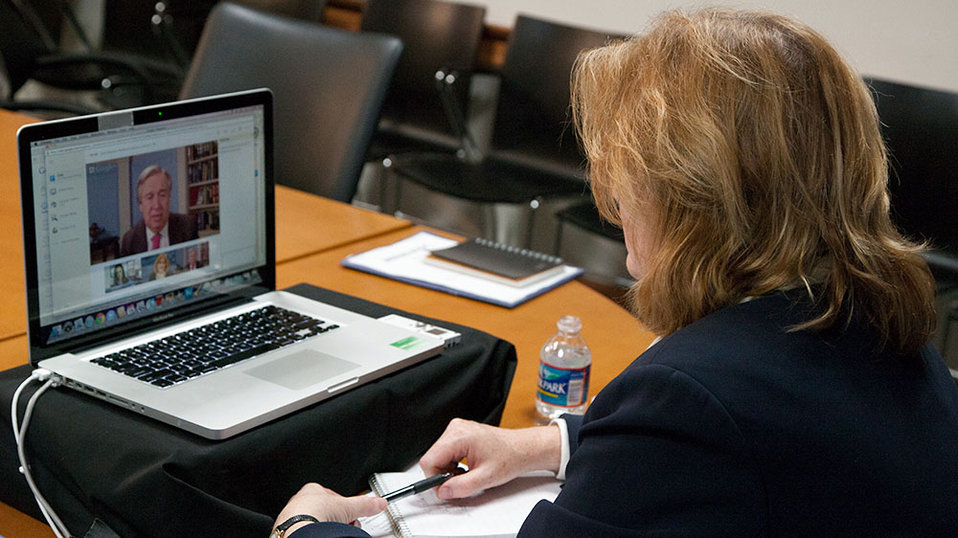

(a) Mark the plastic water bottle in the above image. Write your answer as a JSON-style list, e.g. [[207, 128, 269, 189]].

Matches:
[[535, 315, 592, 421]]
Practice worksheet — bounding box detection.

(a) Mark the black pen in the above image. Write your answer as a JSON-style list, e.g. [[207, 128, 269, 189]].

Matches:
[[380, 472, 455, 503]]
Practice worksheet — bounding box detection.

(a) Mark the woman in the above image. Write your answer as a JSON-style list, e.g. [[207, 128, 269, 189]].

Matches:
[[274, 9, 958, 537], [150, 253, 170, 280], [111, 263, 128, 287]]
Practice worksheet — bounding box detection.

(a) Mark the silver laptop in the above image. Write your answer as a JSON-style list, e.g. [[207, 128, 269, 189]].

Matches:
[[17, 89, 444, 439]]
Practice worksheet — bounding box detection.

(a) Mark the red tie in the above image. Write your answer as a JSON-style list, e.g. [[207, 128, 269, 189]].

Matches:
[[151, 233, 161, 250]]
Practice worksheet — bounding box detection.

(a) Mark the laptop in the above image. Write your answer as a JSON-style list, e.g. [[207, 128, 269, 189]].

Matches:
[[17, 89, 444, 439]]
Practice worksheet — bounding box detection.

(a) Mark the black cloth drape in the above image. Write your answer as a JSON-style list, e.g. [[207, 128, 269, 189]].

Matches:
[[1, 284, 516, 537]]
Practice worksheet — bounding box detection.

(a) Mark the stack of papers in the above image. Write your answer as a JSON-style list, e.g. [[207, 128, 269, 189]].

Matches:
[[341, 232, 583, 308]]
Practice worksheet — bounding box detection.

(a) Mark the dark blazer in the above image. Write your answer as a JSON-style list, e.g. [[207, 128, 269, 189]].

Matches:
[[291, 291, 958, 537], [518, 291, 958, 536], [118, 213, 198, 257]]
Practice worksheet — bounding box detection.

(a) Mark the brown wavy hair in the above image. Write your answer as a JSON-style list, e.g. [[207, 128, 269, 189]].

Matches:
[[571, 8, 936, 355]]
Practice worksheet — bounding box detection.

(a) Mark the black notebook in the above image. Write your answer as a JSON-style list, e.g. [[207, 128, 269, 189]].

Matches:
[[427, 238, 565, 285]]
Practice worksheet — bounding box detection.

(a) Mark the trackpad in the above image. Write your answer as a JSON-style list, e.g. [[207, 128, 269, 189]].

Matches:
[[246, 350, 360, 390]]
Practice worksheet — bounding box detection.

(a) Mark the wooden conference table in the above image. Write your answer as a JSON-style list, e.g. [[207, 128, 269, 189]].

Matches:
[[0, 109, 655, 537]]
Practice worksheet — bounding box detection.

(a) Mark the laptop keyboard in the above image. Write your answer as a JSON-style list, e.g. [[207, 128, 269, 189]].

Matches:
[[90, 305, 339, 388]]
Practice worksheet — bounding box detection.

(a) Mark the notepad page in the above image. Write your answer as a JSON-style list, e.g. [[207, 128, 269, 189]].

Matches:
[[361, 465, 561, 538], [357, 505, 396, 538]]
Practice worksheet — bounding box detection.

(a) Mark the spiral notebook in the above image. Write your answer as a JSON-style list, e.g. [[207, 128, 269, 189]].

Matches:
[[425, 238, 565, 287], [361, 465, 561, 538]]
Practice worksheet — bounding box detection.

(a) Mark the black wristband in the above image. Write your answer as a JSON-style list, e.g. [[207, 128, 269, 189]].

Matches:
[[273, 514, 320, 537]]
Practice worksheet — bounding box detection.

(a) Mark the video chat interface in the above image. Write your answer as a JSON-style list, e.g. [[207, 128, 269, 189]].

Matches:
[[30, 105, 268, 343]]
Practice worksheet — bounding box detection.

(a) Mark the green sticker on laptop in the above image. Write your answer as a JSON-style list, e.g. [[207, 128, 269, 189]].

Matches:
[[391, 336, 429, 350]]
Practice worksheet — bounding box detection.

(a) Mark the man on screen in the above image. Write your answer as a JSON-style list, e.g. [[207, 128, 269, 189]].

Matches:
[[119, 165, 197, 256], [186, 247, 199, 270]]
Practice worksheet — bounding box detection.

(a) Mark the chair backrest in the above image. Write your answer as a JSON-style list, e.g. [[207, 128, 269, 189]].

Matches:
[[180, 2, 402, 202], [865, 77, 958, 262], [490, 15, 620, 175], [359, 0, 486, 141]]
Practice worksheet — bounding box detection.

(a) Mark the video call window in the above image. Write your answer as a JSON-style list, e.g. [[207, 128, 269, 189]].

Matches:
[[104, 259, 140, 292], [87, 141, 221, 265], [103, 242, 210, 293]]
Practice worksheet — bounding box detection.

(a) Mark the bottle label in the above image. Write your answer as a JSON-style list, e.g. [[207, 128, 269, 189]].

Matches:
[[536, 361, 590, 408]]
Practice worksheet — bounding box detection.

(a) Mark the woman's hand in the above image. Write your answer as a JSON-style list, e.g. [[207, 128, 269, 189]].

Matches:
[[275, 483, 386, 535], [419, 418, 561, 500]]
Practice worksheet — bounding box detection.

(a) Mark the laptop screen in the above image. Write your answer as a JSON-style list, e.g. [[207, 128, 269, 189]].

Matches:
[[18, 90, 274, 357]]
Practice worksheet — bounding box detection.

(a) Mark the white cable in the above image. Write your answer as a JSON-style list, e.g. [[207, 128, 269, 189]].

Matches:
[[17, 377, 68, 537], [11, 368, 51, 444], [11, 372, 69, 538], [10, 376, 31, 446]]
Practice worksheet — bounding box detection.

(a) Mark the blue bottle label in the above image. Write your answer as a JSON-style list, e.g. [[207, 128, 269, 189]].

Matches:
[[536, 361, 590, 407]]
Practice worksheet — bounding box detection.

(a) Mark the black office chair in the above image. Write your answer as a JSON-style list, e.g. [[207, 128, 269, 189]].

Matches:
[[357, 0, 487, 212], [864, 77, 958, 281], [180, 2, 402, 202], [360, 0, 486, 160], [0, 0, 185, 115], [387, 15, 619, 251]]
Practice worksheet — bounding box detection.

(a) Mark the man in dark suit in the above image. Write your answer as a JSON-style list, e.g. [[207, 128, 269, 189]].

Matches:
[[119, 165, 197, 257], [186, 247, 199, 270]]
